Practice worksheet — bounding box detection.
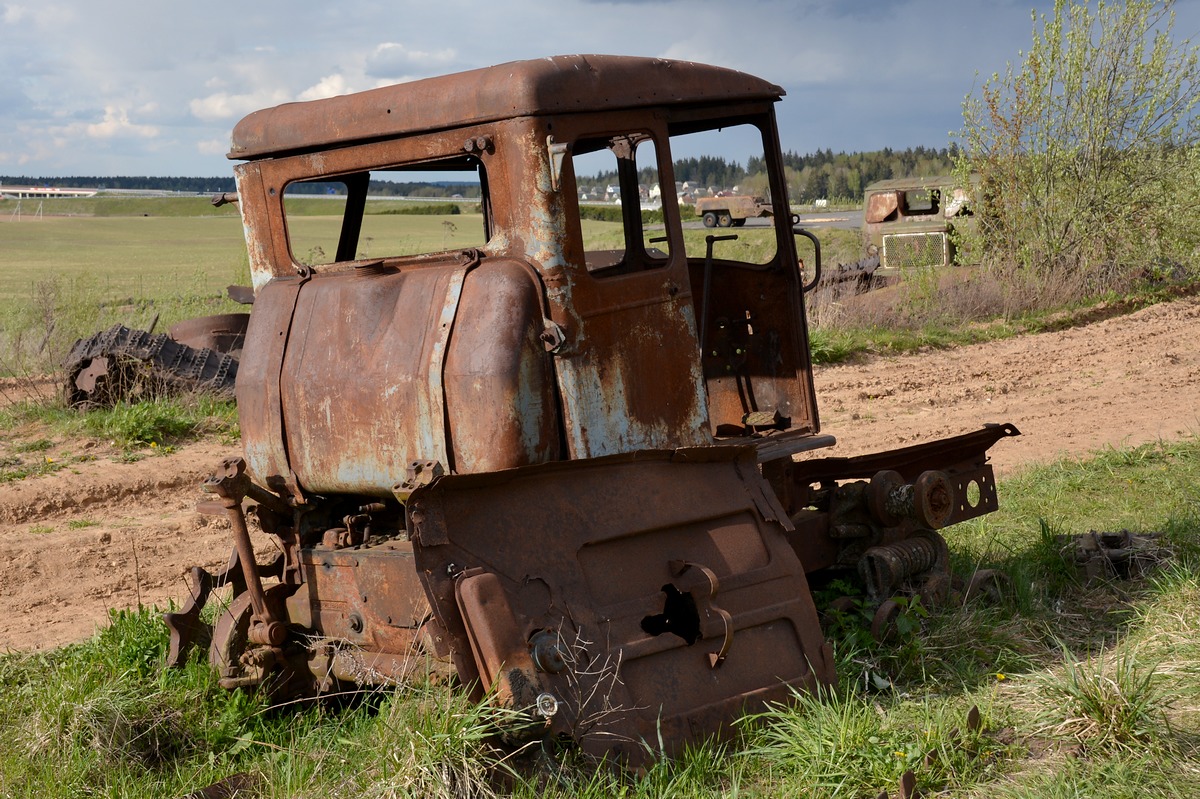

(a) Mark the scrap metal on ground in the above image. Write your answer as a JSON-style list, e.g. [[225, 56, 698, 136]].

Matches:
[[63, 290, 249, 407], [164, 55, 1017, 766]]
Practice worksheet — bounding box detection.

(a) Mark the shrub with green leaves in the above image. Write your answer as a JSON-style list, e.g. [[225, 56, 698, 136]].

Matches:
[[959, 0, 1200, 287]]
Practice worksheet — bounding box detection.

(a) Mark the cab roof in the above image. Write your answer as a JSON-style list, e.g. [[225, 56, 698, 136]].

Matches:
[[228, 55, 784, 160]]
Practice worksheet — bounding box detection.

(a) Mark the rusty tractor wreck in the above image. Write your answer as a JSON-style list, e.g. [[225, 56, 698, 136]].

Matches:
[[164, 55, 1018, 766]]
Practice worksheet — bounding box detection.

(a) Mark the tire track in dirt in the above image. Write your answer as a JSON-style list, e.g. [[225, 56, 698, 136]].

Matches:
[[810, 295, 1200, 474]]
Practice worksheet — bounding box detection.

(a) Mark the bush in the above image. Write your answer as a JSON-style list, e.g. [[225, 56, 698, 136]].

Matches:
[[577, 205, 675, 225], [959, 0, 1200, 288], [373, 202, 470, 216]]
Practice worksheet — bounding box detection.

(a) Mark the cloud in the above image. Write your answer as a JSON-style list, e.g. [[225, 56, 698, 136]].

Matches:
[[2, 3, 73, 26], [366, 42, 457, 80], [198, 138, 229, 156], [190, 89, 291, 122], [85, 106, 159, 139], [297, 74, 356, 102]]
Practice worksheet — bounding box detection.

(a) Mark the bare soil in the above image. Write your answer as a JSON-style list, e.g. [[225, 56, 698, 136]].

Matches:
[[2, 295, 1198, 654]]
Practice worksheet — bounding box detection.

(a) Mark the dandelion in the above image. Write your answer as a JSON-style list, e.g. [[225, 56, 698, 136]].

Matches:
[[150, 442, 158, 449], [45, 456, 54, 463], [995, 673, 1007, 681]]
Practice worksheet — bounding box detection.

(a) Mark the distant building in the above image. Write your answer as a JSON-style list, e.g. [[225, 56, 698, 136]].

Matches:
[[0, 185, 98, 200]]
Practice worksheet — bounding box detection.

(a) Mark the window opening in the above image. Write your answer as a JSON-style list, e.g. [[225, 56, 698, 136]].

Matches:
[[571, 133, 669, 277], [284, 158, 489, 268], [901, 188, 940, 216], [668, 124, 778, 267]]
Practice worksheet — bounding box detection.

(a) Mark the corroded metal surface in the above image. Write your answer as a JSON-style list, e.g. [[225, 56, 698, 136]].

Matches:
[[168, 312, 249, 355], [229, 55, 784, 160], [168, 54, 1018, 767], [408, 447, 834, 764], [63, 324, 239, 407]]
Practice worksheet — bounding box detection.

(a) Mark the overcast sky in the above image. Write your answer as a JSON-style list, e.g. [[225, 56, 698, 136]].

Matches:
[[3, 0, 1199, 178]]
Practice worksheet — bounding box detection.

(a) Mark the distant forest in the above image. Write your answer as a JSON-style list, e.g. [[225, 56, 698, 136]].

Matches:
[[599, 145, 959, 202], [0, 146, 957, 203]]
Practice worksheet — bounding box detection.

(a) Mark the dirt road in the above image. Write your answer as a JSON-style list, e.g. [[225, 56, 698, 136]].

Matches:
[[2, 295, 1198, 653]]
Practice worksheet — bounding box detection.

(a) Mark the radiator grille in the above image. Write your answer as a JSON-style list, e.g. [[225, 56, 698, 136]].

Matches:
[[882, 232, 948, 270]]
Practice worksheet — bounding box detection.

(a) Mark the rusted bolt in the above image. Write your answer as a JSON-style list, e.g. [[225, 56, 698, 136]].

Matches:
[[348, 613, 364, 634], [530, 630, 567, 674]]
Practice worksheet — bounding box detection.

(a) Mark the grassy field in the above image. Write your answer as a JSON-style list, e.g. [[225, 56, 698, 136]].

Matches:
[[0, 196, 865, 377], [0, 437, 1196, 798], [1, 197, 1199, 796]]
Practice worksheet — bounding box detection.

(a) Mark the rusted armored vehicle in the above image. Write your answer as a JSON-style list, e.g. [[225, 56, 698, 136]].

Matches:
[[166, 55, 1016, 765], [862, 175, 978, 275], [695, 194, 773, 227]]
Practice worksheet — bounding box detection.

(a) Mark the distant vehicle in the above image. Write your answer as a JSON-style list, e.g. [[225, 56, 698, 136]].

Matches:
[[862, 175, 978, 274], [694, 194, 773, 227]]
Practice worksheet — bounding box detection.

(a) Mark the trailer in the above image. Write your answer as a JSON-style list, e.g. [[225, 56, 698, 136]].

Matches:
[[695, 194, 773, 227]]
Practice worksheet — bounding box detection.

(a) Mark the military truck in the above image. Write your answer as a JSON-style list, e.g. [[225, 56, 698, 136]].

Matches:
[[165, 55, 1016, 766], [695, 193, 773, 227], [862, 175, 977, 274]]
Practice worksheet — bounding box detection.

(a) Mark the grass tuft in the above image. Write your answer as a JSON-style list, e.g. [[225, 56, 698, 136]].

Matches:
[[1026, 644, 1171, 755]]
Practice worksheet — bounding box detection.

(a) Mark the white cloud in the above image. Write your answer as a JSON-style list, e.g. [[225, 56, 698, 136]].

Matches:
[[197, 138, 229, 156], [3, 3, 73, 27], [86, 106, 159, 139], [189, 89, 291, 122], [366, 42, 457, 79], [297, 74, 356, 102]]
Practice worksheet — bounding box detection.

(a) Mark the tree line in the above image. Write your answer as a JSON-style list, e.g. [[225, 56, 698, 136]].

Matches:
[[4, 145, 955, 204], [580, 145, 957, 203]]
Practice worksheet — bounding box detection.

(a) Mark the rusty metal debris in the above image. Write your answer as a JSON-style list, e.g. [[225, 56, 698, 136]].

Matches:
[[63, 285, 250, 407], [1060, 530, 1171, 582], [165, 54, 1018, 767], [63, 321, 242, 407], [862, 175, 979, 276]]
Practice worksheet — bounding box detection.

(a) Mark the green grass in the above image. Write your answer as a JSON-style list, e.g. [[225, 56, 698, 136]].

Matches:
[[0, 395, 238, 469], [0, 438, 1197, 797]]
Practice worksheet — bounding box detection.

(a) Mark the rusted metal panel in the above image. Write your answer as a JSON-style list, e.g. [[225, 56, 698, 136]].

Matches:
[[229, 56, 784, 160], [865, 190, 899, 224], [519, 112, 717, 458], [279, 260, 466, 495], [408, 447, 834, 765], [168, 313, 249, 354], [239, 252, 561, 496], [691, 264, 819, 436], [443, 259, 561, 472], [236, 274, 310, 498], [286, 542, 430, 651]]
